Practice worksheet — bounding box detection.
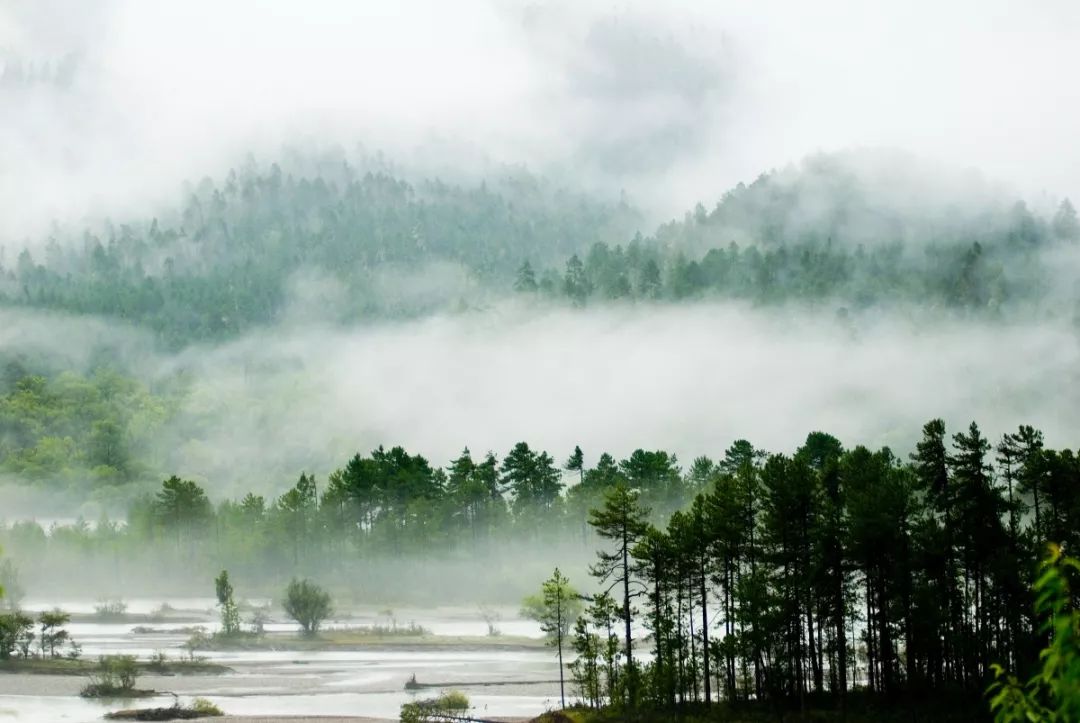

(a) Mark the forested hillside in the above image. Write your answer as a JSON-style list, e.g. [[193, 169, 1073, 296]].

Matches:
[[0, 157, 640, 347], [525, 152, 1080, 311], [2, 151, 1078, 350], [0, 365, 175, 489]]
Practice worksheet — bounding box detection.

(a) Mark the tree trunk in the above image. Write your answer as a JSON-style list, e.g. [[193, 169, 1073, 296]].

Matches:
[[700, 557, 711, 705]]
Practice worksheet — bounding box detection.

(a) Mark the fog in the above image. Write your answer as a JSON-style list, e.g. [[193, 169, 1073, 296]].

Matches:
[[2, 0, 1080, 608], [1, 298, 1077, 511], [4, 0, 1080, 239], [131, 301, 1080, 492]]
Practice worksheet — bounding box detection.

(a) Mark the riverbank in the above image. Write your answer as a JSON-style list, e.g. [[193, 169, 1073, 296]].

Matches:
[[197, 631, 545, 652], [0, 658, 230, 676], [532, 695, 987, 723]]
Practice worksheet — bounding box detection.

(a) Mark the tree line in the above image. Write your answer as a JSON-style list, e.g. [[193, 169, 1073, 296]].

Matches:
[[3, 150, 1078, 349], [519, 182, 1080, 314], [530, 421, 1078, 716], [0, 154, 638, 348], [1, 418, 1077, 620]]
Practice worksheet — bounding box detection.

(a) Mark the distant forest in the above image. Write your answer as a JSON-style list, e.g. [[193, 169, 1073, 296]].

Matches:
[[1, 151, 1078, 348]]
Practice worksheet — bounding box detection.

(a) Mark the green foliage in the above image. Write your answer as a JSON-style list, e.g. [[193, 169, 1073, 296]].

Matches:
[[588, 482, 651, 707], [4, 151, 1074, 356], [2, 157, 639, 348], [213, 570, 240, 637], [400, 690, 470, 723], [0, 369, 172, 488], [153, 476, 212, 550], [0, 611, 34, 660], [191, 698, 224, 715], [501, 442, 564, 518], [183, 628, 209, 661], [94, 599, 128, 620], [523, 568, 581, 708], [282, 578, 332, 635], [987, 544, 1080, 722], [38, 608, 72, 658], [0, 557, 22, 609], [81, 654, 139, 698], [549, 419, 1080, 714], [0, 415, 1078, 716]]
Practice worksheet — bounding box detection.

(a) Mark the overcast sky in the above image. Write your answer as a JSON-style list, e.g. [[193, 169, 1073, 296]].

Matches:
[[2, 0, 1079, 238]]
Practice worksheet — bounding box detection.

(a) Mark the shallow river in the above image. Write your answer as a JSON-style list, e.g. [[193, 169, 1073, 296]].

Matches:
[[0, 599, 560, 722]]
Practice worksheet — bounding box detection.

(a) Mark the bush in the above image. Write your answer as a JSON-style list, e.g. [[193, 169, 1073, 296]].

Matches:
[[149, 651, 169, 671], [81, 654, 141, 698], [184, 628, 209, 660], [987, 544, 1080, 721], [191, 698, 223, 715], [247, 609, 269, 635], [362, 621, 429, 637], [94, 599, 129, 620], [282, 579, 332, 635], [0, 611, 34, 660], [400, 690, 470, 723]]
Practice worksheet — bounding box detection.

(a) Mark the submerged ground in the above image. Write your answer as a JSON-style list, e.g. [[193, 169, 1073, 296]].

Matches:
[[0, 599, 559, 722]]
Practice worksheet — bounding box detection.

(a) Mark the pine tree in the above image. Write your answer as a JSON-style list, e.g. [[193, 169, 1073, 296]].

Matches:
[[589, 483, 650, 706], [565, 446, 585, 485], [514, 260, 538, 293], [563, 255, 591, 306], [1052, 198, 1080, 241]]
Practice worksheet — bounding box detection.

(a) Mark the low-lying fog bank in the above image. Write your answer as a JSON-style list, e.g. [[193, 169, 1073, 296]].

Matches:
[[2, 300, 1078, 508]]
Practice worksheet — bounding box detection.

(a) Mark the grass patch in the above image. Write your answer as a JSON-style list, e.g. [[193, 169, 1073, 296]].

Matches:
[[80, 683, 156, 699], [0, 657, 230, 677], [0, 657, 96, 675], [130, 626, 207, 635], [105, 698, 224, 720], [196, 629, 544, 651]]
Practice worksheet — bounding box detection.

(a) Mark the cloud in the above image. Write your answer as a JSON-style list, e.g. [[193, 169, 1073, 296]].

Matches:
[[3, 0, 1080, 503], [3, 0, 1080, 242], [150, 300, 1080, 497], [1, 295, 1077, 505]]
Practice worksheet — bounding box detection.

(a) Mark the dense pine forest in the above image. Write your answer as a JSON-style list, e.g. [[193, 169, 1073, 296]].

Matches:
[[554, 420, 1079, 718]]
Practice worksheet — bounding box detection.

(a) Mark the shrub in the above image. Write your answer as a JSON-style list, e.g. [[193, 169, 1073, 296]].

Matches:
[[0, 611, 34, 660], [400, 690, 470, 723], [81, 654, 140, 698], [282, 579, 332, 635], [94, 599, 129, 620], [191, 698, 223, 715], [987, 543, 1080, 721], [184, 628, 209, 661], [149, 651, 169, 671]]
